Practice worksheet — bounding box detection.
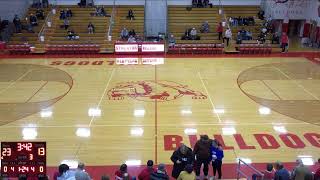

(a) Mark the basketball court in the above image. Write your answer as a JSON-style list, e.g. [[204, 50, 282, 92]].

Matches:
[[0, 56, 319, 176]]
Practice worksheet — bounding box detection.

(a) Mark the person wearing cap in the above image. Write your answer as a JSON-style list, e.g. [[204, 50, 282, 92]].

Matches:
[[138, 160, 156, 180], [193, 135, 212, 180], [150, 164, 169, 180], [115, 164, 131, 180], [171, 144, 194, 179], [75, 162, 91, 180], [177, 164, 196, 180]]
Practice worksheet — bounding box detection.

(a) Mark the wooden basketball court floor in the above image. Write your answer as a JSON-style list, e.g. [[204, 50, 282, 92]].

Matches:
[[0, 56, 319, 169]]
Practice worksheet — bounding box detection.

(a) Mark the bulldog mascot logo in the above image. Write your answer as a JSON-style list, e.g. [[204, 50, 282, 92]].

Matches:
[[108, 80, 207, 102]]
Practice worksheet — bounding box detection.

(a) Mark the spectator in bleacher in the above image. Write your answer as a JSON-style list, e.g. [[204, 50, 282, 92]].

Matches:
[[181, 29, 191, 40], [168, 34, 176, 47], [193, 135, 211, 180], [170, 144, 194, 179], [190, 28, 198, 40], [272, 32, 280, 44], [203, 0, 209, 8], [127, 9, 135, 20], [197, 0, 203, 8], [63, 18, 69, 30], [121, 28, 129, 40], [36, 9, 45, 20], [211, 140, 224, 179], [176, 164, 196, 180], [281, 32, 289, 53], [236, 32, 242, 44], [13, 15, 22, 33], [42, 0, 49, 8], [78, 0, 86, 7], [217, 22, 223, 40], [115, 164, 131, 180], [100, 6, 107, 16], [67, 29, 79, 40], [315, 158, 320, 180], [150, 164, 169, 180], [129, 29, 136, 37], [291, 159, 312, 180], [138, 160, 156, 180], [258, 9, 265, 20], [246, 31, 252, 40], [200, 21, 210, 33], [29, 14, 38, 26], [274, 162, 290, 180], [66, 8, 73, 18], [248, 16, 255, 26], [258, 33, 266, 44], [223, 28, 232, 46], [88, 22, 95, 34], [192, 0, 197, 7], [60, 9, 66, 20], [75, 162, 91, 180], [128, 35, 136, 43]]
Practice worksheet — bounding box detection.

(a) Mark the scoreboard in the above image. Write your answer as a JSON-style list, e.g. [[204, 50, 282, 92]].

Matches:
[[1, 142, 46, 178]]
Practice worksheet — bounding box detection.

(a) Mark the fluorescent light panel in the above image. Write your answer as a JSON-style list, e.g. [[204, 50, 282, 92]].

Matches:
[[88, 108, 101, 117], [134, 109, 145, 117], [184, 128, 197, 135], [76, 128, 91, 137], [222, 127, 236, 135], [130, 127, 144, 136], [22, 127, 37, 140], [125, 159, 141, 166]]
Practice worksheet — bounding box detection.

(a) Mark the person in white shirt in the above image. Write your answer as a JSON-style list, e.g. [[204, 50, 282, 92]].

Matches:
[[190, 28, 197, 40], [224, 28, 232, 46], [75, 162, 91, 180]]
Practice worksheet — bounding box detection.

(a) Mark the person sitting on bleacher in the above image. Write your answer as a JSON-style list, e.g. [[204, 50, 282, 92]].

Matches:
[[246, 31, 253, 40], [127, 9, 135, 20], [129, 29, 136, 37], [190, 28, 199, 40], [60, 9, 66, 20], [66, 8, 73, 18], [128, 35, 136, 43], [181, 28, 191, 40], [192, 0, 197, 7], [168, 34, 176, 47], [78, 0, 86, 7], [121, 28, 129, 40], [88, 22, 95, 34], [100, 6, 107, 16], [236, 32, 242, 44], [67, 30, 79, 40], [200, 21, 210, 33], [13, 15, 22, 33], [29, 14, 38, 26], [42, 0, 49, 8], [197, 0, 204, 8], [36, 9, 45, 20]]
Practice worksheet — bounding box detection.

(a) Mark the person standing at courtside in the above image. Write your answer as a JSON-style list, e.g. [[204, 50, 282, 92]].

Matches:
[[281, 32, 289, 53], [210, 141, 224, 179], [193, 135, 211, 180]]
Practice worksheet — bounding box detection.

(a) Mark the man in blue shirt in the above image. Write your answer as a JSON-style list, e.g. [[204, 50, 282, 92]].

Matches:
[[274, 162, 290, 180]]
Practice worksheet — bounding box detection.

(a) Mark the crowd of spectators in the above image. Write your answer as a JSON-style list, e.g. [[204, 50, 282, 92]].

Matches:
[[192, 0, 213, 8], [229, 16, 255, 27]]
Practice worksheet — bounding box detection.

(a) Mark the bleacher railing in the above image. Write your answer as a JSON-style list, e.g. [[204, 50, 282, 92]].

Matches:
[[38, 6, 54, 43], [236, 159, 264, 180], [107, 0, 116, 41]]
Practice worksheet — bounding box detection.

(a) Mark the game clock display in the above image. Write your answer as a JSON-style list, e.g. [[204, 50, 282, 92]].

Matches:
[[1, 142, 46, 178]]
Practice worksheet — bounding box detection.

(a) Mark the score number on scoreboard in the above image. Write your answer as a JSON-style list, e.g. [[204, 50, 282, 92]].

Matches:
[[1, 142, 46, 178]]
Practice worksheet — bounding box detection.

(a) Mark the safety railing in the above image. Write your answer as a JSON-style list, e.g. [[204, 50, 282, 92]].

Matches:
[[236, 159, 264, 180], [107, 0, 116, 41], [38, 5, 55, 42]]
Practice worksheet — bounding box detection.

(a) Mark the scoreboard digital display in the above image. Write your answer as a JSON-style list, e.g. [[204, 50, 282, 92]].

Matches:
[[1, 142, 46, 178]]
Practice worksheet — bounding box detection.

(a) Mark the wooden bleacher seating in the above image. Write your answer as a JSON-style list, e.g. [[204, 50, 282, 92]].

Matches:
[[168, 6, 221, 45]]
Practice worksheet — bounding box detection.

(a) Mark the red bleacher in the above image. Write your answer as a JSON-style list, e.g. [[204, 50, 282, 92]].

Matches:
[[46, 44, 100, 54], [6, 44, 31, 54], [238, 44, 272, 54], [168, 44, 224, 54]]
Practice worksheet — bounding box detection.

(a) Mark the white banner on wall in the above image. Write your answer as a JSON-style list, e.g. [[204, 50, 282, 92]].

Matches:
[[141, 44, 165, 52], [114, 44, 139, 52], [266, 0, 312, 20]]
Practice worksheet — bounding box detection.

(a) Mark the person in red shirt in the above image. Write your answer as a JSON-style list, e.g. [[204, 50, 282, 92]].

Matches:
[[138, 160, 156, 180], [216, 22, 223, 40], [281, 32, 289, 53], [115, 164, 131, 180], [315, 158, 320, 180]]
